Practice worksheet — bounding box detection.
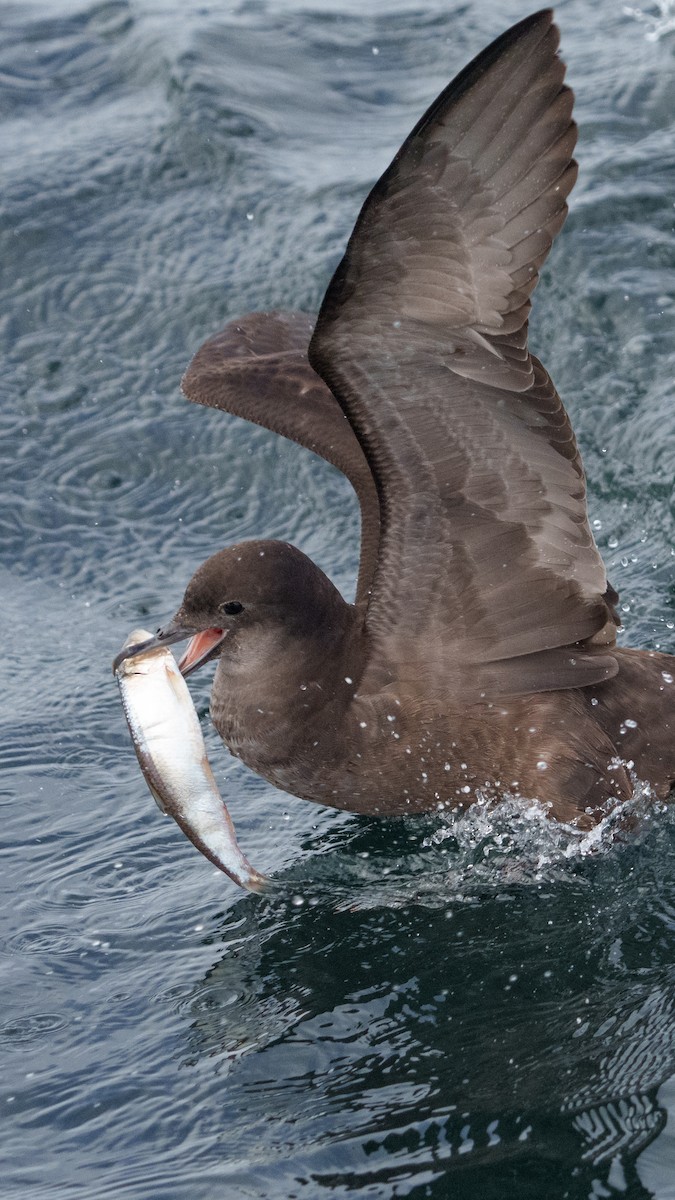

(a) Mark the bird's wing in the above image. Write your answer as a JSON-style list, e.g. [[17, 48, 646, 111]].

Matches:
[[181, 310, 379, 606], [308, 10, 619, 698]]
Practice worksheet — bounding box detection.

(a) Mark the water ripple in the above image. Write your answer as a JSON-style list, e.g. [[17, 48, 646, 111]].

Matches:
[[2, 2, 675, 1197]]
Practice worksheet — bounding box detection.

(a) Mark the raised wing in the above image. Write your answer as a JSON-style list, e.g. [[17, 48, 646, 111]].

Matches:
[[181, 310, 379, 606], [309, 10, 619, 697]]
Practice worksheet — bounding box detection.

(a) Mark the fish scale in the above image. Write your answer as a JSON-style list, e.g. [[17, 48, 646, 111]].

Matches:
[[114, 628, 268, 893]]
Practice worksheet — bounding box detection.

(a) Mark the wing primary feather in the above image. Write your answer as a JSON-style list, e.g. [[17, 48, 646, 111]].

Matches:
[[308, 11, 618, 698]]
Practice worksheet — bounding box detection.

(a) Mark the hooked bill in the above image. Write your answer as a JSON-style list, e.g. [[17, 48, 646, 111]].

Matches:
[[114, 628, 268, 893]]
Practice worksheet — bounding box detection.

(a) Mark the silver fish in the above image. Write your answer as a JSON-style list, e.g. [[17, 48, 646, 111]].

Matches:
[[114, 629, 267, 893]]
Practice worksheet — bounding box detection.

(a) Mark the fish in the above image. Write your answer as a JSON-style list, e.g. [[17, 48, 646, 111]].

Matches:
[[113, 629, 268, 893]]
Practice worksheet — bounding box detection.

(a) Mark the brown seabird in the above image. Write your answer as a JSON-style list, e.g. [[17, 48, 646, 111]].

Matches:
[[116, 10, 675, 828]]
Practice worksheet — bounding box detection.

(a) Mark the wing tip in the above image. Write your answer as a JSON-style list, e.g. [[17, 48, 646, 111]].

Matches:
[[309, 8, 574, 366], [181, 311, 319, 408], [436, 8, 560, 111]]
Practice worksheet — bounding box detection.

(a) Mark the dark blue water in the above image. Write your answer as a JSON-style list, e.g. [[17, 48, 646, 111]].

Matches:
[[2, 1, 675, 1195]]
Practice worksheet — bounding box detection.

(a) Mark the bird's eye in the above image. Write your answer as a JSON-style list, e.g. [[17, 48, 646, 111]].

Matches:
[[220, 601, 244, 616]]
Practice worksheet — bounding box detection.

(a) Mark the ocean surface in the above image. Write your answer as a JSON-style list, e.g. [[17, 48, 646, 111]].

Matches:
[[2, 0, 675, 1196]]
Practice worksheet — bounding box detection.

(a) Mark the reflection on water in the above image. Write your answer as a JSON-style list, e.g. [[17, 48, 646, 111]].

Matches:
[[2, 0, 675, 1196], [181, 809, 675, 1197]]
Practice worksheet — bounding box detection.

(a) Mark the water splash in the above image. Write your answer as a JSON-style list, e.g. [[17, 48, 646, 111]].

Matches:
[[318, 780, 670, 910], [421, 779, 667, 883]]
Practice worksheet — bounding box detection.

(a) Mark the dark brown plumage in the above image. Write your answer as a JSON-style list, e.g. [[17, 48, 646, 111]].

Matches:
[[122, 10, 675, 827], [181, 312, 379, 605]]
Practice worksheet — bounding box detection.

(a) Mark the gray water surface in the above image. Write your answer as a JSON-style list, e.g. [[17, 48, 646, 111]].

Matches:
[[2, 1, 675, 1196]]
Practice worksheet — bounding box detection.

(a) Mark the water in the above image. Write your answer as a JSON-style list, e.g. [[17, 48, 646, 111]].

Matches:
[[2, 0, 675, 1195]]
